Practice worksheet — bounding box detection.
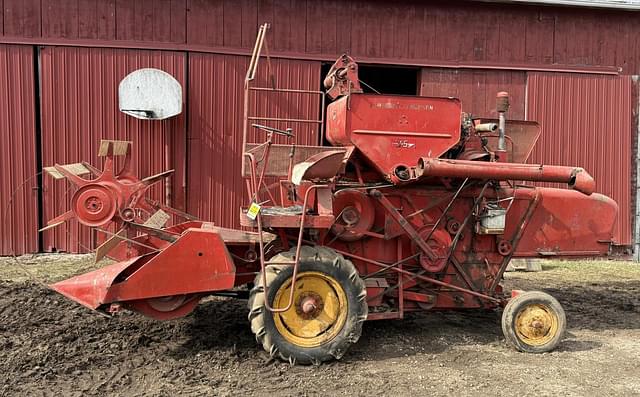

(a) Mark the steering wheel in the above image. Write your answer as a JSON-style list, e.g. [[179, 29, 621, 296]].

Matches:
[[252, 123, 294, 137]]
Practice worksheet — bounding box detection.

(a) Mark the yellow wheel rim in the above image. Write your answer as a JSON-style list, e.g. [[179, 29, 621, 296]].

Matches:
[[514, 303, 559, 346], [273, 271, 348, 348]]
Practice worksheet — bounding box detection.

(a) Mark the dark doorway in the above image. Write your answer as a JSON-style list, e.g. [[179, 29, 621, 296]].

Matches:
[[320, 62, 420, 96]]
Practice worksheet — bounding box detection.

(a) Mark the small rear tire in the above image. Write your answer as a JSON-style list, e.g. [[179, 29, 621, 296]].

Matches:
[[501, 290, 566, 353], [248, 246, 367, 365]]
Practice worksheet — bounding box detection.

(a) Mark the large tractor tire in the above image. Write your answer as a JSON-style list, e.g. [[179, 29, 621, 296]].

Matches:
[[248, 246, 368, 365], [501, 291, 566, 353]]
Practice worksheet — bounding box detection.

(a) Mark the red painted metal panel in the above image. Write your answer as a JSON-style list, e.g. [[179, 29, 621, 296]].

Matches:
[[305, 0, 324, 54], [419, 68, 527, 119], [222, 0, 242, 48], [186, 0, 224, 46], [187, 53, 321, 228], [527, 72, 633, 245], [327, 94, 462, 177], [317, 0, 336, 55], [0, 45, 38, 255], [114, 0, 186, 43], [42, 0, 80, 39], [525, 11, 555, 64], [39, 46, 187, 253], [78, 0, 116, 40], [407, 4, 435, 61], [3, 0, 42, 38]]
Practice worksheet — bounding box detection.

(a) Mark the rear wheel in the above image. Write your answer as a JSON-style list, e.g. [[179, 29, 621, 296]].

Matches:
[[501, 291, 566, 353], [248, 246, 367, 365]]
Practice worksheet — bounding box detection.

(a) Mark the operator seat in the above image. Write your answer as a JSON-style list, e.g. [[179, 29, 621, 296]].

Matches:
[[291, 150, 349, 185]]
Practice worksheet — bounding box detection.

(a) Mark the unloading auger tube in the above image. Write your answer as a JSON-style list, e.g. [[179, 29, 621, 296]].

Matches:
[[417, 157, 596, 195]]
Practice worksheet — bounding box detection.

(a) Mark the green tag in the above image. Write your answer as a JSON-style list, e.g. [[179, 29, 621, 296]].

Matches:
[[246, 202, 261, 220]]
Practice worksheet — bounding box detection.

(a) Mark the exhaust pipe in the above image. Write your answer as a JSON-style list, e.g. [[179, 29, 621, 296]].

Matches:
[[497, 92, 509, 151], [475, 123, 498, 132]]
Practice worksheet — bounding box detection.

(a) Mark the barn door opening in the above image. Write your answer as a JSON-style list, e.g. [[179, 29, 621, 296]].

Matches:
[[320, 62, 419, 96], [356, 64, 420, 95]]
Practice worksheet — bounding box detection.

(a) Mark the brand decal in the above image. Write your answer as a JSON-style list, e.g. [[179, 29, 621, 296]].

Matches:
[[371, 102, 435, 111], [392, 139, 416, 149]]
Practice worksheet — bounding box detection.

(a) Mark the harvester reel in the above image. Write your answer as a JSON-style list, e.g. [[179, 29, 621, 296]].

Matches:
[[41, 140, 191, 264], [42, 140, 175, 232]]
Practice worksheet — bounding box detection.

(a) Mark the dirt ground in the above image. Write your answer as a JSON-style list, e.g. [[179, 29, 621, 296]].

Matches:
[[0, 254, 639, 397]]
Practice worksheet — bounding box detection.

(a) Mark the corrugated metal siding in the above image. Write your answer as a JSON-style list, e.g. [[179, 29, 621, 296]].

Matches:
[[420, 68, 527, 119], [527, 72, 633, 244], [39, 46, 186, 253], [187, 53, 321, 228], [1, 1, 639, 74], [0, 44, 38, 255]]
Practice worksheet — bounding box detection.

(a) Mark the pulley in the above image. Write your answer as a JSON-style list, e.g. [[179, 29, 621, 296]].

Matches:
[[331, 189, 375, 242], [412, 227, 452, 273]]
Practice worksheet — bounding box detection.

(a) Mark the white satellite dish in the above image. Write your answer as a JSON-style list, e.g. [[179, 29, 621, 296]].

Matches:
[[118, 68, 182, 120]]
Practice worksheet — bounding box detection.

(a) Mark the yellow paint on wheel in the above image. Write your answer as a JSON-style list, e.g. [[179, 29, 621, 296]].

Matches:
[[273, 271, 348, 348], [514, 303, 559, 346]]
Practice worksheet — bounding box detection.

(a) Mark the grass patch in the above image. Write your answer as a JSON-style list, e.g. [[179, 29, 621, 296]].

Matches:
[[506, 259, 640, 283], [0, 253, 104, 283], [1, 254, 638, 285]]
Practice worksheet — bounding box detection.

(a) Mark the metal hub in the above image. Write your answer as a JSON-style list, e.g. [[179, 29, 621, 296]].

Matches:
[[41, 140, 177, 234], [341, 206, 360, 226], [498, 239, 513, 256], [273, 272, 347, 348], [120, 207, 136, 221], [515, 303, 559, 346], [296, 291, 324, 319], [71, 184, 118, 227], [85, 197, 104, 212]]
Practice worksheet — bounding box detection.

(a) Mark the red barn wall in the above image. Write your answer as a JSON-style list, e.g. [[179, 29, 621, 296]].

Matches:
[[0, 0, 638, 253], [419, 69, 527, 119]]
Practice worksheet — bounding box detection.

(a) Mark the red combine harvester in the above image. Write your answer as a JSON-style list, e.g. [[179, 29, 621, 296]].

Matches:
[[43, 25, 617, 364]]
